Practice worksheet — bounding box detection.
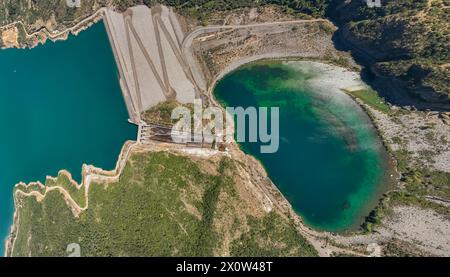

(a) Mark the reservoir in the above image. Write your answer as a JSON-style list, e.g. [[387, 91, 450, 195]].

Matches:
[[214, 61, 392, 232], [0, 22, 137, 254]]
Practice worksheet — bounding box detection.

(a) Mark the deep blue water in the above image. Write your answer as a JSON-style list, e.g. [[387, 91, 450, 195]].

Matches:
[[0, 22, 137, 255]]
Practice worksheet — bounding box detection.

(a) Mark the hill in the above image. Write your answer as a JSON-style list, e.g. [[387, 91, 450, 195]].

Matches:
[[6, 148, 317, 257], [329, 0, 449, 108]]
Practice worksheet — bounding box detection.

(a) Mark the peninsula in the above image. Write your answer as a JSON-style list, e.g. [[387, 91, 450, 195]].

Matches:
[[1, 0, 449, 257]]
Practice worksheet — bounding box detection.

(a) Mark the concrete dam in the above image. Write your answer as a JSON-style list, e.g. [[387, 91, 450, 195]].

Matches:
[[103, 5, 202, 124]]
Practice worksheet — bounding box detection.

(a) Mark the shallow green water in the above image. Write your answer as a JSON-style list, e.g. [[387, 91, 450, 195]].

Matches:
[[0, 22, 137, 254], [214, 61, 391, 232]]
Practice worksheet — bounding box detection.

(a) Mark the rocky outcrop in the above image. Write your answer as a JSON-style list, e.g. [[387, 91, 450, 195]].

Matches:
[[330, 0, 450, 110]]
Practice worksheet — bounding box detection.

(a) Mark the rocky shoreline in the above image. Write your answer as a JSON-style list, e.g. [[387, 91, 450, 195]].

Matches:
[[1, 8, 105, 50], [2, 4, 449, 257]]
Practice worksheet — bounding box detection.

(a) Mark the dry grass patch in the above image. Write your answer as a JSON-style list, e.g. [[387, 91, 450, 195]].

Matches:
[[1, 27, 19, 48]]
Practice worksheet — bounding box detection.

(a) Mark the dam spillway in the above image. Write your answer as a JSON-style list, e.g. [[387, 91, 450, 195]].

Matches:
[[103, 5, 199, 123]]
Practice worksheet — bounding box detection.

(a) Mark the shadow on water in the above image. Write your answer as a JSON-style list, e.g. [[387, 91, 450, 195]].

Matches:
[[313, 101, 359, 152]]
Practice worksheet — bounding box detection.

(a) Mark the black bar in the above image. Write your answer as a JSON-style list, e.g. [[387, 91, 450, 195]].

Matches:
[[1, 257, 447, 275]]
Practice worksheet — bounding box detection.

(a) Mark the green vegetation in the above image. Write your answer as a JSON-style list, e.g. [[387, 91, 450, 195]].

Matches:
[[10, 151, 317, 257], [231, 212, 316, 257], [382, 239, 430, 257], [0, 0, 329, 29], [46, 172, 87, 208], [142, 100, 194, 125], [363, 188, 450, 233], [394, 149, 450, 200], [363, 149, 450, 232], [330, 0, 449, 103], [342, 88, 391, 114], [161, 0, 329, 21], [362, 196, 390, 233], [187, 158, 233, 255], [1, 1, 447, 103], [0, 0, 102, 28], [3, 0, 448, 252]]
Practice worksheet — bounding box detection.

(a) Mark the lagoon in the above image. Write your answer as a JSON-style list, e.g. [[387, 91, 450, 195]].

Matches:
[[0, 22, 137, 255], [214, 61, 392, 232]]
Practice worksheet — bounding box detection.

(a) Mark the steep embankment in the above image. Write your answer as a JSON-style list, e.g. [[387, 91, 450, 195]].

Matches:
[[329, 0, 449, 109]]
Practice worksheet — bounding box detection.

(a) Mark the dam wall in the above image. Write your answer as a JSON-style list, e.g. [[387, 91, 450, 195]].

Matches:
[[103, 5, 199, 124]]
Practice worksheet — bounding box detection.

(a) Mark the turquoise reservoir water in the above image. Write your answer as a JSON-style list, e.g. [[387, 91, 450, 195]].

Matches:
[[0, 22, 137, 254], [214, 61, 392, 232]]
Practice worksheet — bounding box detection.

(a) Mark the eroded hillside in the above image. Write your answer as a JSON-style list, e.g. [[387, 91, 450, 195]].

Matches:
[[330, 0, 449, 107]]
